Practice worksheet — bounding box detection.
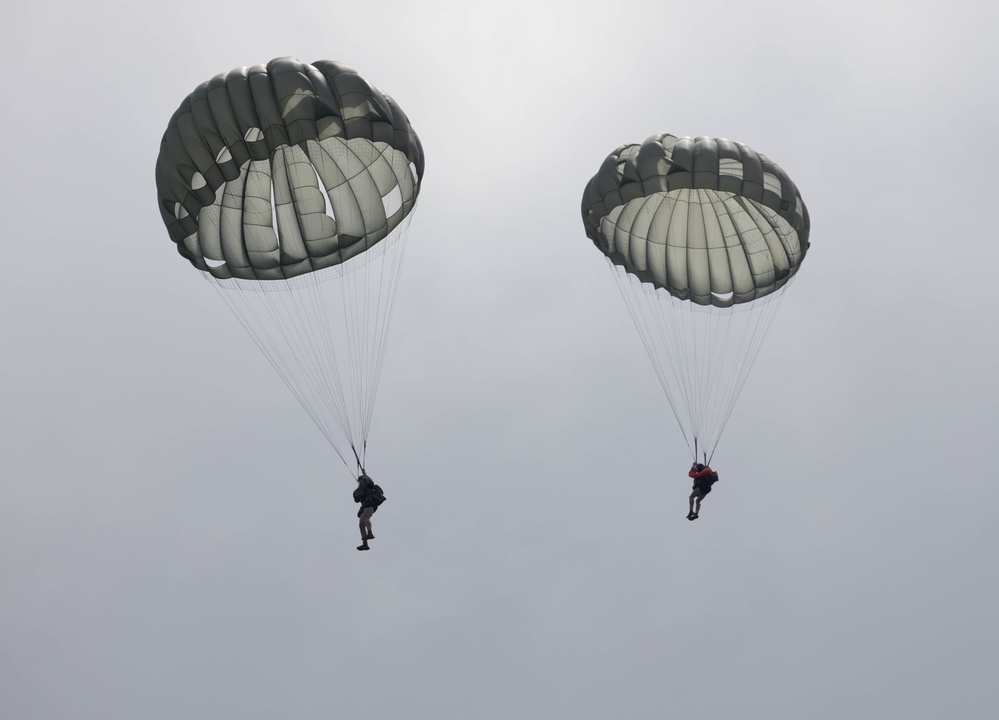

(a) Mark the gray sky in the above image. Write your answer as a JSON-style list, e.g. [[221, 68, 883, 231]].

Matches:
[[2, 1, 997, 718]]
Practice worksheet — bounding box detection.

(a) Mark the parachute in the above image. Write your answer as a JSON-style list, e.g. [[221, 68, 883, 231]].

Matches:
[[581, 133, 809, 463], [155, 57, 424, 473]]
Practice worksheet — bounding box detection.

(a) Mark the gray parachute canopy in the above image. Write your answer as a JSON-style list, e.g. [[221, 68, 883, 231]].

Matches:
[[581, 133, 809, 307], [155, 57, 425, 280]]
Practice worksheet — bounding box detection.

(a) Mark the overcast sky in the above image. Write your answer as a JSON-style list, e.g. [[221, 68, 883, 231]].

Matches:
[[2, 1, 997, 718]]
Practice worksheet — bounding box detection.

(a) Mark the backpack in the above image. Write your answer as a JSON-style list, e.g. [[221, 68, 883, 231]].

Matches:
[[370, 484, 386, 507]]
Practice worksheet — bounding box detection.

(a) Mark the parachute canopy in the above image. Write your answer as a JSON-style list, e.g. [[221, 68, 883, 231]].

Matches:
[[581, 133, 810, 461], [155, 56, 424, 281], [154, 58, 424, 473], [582, 133, 809, 306]]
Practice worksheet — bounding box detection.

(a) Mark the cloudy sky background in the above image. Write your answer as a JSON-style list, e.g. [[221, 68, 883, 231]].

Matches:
[[2, 1, 997, 718]]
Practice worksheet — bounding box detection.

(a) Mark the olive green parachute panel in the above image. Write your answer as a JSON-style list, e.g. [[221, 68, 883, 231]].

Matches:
[[155, 57, 424, 280], [269, 146, 310, 271], [189, 82, 231, 191], [582, 134, 809, 307], [699, 193, 732, 304], [714, 195, 755, 305], [195, 187, 223, 266], [247, 65, 289, 151], [291, 143, 339, 261], [335, 138, 390, 246], [159, 123, 205, 244], [176, 104, 217, 198], [270, 58, 324, 147], [242, 161, 281, 277], [205, 72, 246, 165], [660, 192, 690, 295], [218, 165, 250, 270]]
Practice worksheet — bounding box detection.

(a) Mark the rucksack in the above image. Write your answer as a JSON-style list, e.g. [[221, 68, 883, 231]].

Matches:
[[370, 484, 386, 507]]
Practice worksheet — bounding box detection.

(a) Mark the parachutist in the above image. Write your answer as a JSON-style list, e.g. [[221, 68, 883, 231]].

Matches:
[[353, 473, 386, 550], [687, 463, 719, 520]]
